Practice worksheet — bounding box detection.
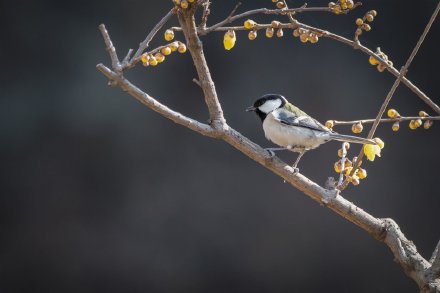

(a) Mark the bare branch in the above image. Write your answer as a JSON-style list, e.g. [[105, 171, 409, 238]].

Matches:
[[428, 240, 440, 280], [96, 2, 440, 291], [340, 2, 440, 191], [98, 24, 121, 72], [199, 5, 360, 35], [174, 19, 440, 115], [382, 219, 431, 287], [122, 48, 133, 67], [96, 63, 217, 138], [431, 241, 440, 264], [177, 9, 226, 129], [200, 0, 211, 29], [129, 8, 177, 66]]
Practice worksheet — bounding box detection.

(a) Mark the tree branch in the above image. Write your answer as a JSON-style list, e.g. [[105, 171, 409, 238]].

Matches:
[[98, 24, 121, 73], [177, 7, 226, 129], [340, 2, 440, 191], [96, 63, 217, 138], [331, 116, 440, 126], [129, 8, 177, 67], [96, 2, 440, 291], [173, 18, 440, 115]]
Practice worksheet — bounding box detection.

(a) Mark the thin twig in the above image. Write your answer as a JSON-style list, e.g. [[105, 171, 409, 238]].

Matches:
[[129, 42, 185, 68], [192, 78, 202, 88], [96, 63, 217, 137], [340, 2, 440, 191], [200, 0, 211, 29], [197, 5, 358, 35], [338, 143, 348, 186], [98, 24, 121, 72], [129, 8, 176, 67], [173, 18, 440, 115], [331, 116, 440, 126]]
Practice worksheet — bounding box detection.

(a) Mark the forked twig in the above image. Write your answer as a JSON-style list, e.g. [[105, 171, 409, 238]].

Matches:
[[339, 2, 440, 191]]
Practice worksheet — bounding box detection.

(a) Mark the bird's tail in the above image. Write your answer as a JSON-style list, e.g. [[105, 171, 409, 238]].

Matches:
[[329, 133, 377, 145]]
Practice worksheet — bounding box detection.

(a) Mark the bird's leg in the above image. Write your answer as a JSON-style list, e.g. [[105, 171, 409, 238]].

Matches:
[[264, 147, 289, 157], [291, 149, 307, 173]]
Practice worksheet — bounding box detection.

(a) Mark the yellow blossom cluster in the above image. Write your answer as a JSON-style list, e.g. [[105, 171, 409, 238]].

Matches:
[[387, 108, 434, 130], [173, 0, 195, 9], [328, 0, 354, 14], [355, 10, 376, 37], [369, 47, 393, 72], [141, 41, 186, 67]]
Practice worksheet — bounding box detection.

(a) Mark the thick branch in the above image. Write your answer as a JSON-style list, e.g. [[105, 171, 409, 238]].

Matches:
[[177, 8, 226, 129], [96, 3, 439, 291], [96, 63, 217, 138]]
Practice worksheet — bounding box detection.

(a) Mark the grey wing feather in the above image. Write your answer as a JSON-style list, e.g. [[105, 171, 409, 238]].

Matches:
[[274, 109, 329, 132]]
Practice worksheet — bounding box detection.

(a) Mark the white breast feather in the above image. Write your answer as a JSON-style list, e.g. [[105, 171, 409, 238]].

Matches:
[[262, 112, 329, 151]]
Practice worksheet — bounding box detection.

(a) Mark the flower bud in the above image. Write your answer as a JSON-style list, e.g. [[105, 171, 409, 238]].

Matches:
[[424, 120, 433, 129], [154, 53, 165, 63], [265, 27, 274, 38], [276, 1, 286, 9], [271, 20, 281, 28], [334, 160, 342, 173], [387, 109, 399, 118], [418, 111, 428, 117], [276, 28, 284, 38], [244, 19, 256, 29], [392, 121, 400, 132], [223, 30, 236, 50], [369, 56, 378, 65], [309, 34, 319, 43], [352, 122, 363, 134], [356, 168, 367, 179], [325, 120, 334, 129], [248, 30, 257, 40], [366, 14, 374, 22], [180, 0, 188, 9], [161, 47, 172, 55], [177, 43, 187, 53], [170, 41, 179, 52], [164, 29, 175, 41]]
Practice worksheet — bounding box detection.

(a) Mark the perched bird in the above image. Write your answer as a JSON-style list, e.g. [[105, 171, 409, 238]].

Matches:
[[246, 94, 376, 170]]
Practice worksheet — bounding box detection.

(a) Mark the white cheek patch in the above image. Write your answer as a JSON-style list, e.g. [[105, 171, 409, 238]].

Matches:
[[258, 99, 282, 113]]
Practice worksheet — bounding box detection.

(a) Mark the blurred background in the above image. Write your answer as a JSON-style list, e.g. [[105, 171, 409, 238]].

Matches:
[[1, 0, 439, 292]]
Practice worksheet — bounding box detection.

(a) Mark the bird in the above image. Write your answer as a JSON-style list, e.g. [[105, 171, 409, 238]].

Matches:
[[246, 94, 376, 171]]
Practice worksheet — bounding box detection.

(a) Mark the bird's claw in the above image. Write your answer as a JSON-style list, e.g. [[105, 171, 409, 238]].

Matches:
[[265, 148, 276, 158], [292, 167, 299, 174]]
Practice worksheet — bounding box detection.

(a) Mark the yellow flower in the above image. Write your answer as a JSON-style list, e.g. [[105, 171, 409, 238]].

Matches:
[[223, 30, 236, 50], [363, 138, 384, 161], [244, 19, 256, 29], [374, 137, 385, 149], [363, 144, 380, 161], [164, 29, 174, 41]]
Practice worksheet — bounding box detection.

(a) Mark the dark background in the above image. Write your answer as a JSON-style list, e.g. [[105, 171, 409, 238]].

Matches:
[[1, 0, 439, 292]]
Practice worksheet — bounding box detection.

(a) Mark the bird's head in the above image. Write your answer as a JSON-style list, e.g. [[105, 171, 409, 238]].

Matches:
[[246, 94, 287, 122]]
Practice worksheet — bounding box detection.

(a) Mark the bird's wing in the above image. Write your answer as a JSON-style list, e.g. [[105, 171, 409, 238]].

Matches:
[[273, 109, 330, 132]]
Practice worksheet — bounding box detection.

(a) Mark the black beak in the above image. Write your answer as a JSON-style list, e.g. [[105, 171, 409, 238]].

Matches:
[[246, 106, 256, 112]]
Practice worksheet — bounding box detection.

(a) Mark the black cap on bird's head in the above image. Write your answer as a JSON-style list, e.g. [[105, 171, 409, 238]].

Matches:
[[246, 94, 287, 122]]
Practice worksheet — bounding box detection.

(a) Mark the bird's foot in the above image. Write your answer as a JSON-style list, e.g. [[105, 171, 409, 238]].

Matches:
[[291, 167, 299, 174], [265, 147, 288, 158], [265, 148, 276, 158]]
